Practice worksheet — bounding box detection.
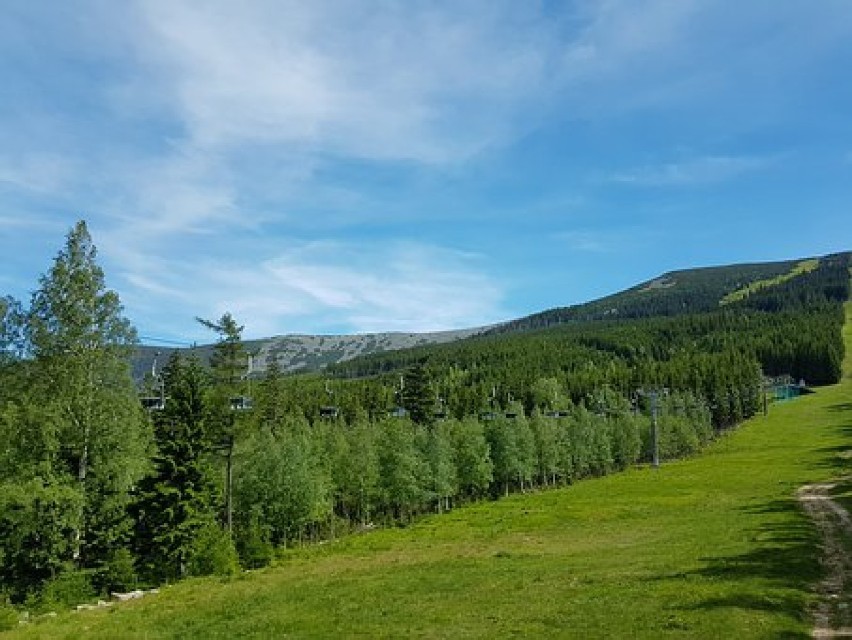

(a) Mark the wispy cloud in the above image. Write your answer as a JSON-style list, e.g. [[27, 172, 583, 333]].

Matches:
[[110, 239, 506, 339], [2, 2, 851, 337], [0, 153, 78, 194], [608, 155, 777, 187], [128, 1, 562, 165], [554, 231, 611, 253]]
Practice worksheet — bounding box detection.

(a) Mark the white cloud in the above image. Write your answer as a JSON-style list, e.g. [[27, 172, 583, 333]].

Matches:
[[110, 239, 506, 339], [4, 1, 852, 339], [129, 0, 561, 164], [555, 231, 610, 253], [0, 215, 60, 232], [0, 153, 78, 194], [609, 155, 777, 187], [105, 150, 238, 238]]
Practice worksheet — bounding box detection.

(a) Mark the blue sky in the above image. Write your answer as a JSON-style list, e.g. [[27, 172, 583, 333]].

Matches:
[[1, 1, 851, 343]]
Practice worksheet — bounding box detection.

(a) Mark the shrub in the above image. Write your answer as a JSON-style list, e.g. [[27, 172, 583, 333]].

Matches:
[[36, 566, 95, 611], [187, 525, 240, 577], [236, 518, 274, 570], [0, 602, 18, 632], [98, 547, 138, 592]]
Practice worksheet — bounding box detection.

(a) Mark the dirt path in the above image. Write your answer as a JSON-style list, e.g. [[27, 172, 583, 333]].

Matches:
[[798, 481, 852, 637]]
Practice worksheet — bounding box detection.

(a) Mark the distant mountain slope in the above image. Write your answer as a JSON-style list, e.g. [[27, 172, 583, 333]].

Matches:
[[255, 328, 486, 372], [133, 252, 850, 380], [327, 251, 850, 394], [486, 256, 843, 334], [133, 327, 485, 380]]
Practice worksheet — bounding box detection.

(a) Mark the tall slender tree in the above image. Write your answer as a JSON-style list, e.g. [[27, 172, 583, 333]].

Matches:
[[402, 361, 433, 425], [198, 312, 250, 534], [132, 352, 218, 581], [26, 220, 150, 567]]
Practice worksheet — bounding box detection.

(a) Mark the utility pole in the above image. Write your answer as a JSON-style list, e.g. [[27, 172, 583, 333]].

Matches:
[[638, 388, 665, 469], [649, 390, 660, 469]]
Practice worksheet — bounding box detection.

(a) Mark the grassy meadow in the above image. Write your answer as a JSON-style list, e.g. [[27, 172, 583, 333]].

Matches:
[[8, 305, 852, 639]]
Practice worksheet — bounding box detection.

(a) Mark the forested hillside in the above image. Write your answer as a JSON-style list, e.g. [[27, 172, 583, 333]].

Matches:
[[0, 221, 848, 618], [328, 252, 849, 417], [488, 258, 808, 332]]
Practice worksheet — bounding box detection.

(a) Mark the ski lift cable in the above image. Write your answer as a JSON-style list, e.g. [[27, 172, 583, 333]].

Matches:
[[138, 334, 195, 347]]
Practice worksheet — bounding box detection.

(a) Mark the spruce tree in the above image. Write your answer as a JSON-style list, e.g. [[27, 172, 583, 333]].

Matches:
[[132, 353, 218, 582], [198, 312, 250, 534], [402, 361, 433, 425]]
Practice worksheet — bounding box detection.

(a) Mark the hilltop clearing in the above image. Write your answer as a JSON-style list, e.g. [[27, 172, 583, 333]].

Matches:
[[721, 258, 820, 305]]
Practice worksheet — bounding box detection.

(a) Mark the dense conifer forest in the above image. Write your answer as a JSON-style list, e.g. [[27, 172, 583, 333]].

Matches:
[[0, 221, 848, 612]]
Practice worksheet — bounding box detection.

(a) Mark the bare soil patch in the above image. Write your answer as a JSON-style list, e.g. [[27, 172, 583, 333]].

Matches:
[[798, 480, 852, 637]]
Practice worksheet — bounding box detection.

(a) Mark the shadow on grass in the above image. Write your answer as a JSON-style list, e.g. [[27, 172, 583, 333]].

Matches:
[[827, 402, 852, 413], [670, 500, 819, 635], [811, 444, 852, 471], [828, 477, 852, 520], [669, 403, 852, 634]]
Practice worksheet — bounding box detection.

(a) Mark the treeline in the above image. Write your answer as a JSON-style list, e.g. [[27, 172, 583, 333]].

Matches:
[[142, 355, 715, 576], [0, 221, 847, 612], [327, 254, 849, 413]]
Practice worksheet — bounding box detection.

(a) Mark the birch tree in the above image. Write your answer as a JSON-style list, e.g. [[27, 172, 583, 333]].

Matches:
[[26, 220, 150, 567]]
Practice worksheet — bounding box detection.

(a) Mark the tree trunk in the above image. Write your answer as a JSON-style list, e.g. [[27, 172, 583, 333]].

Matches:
[[225, 436, 234, 535], [73, 424, 90, 561]]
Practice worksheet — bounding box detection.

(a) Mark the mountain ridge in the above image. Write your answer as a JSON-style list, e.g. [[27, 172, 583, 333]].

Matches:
[[133, 251, 850, 379]]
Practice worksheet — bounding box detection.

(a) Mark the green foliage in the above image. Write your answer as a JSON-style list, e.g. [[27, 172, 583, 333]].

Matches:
[[720, 258, 820, 305], [0, 480, 83, 601], [419, 421, 457, 512], [610, 413, 643, 470], [329, 254, 849, 431], [0, 601, 18, 631], [186, 524, 239, 578], [377, 418, 425, 521], [402, 361, 433, 425], [198, 312, 252, 537], [339, 416, 380, 525], [235, 513, 273, 569], [197, 312, 248, 389], [450, 418, 494, 500], [1, 221, 848, 614], [0, 398, 60, 482], [529, 410, 560, 485], [132, 352, 218, 583], [0, 296, 26, 363], [484, 416, 518, 497], [255, 358, 287, 435], [35, 567, 95, 611], [98, 548, 138, 593], [12, 367, 852, 639], [12, 220, 151, 570], [235, 418, 329, 545]]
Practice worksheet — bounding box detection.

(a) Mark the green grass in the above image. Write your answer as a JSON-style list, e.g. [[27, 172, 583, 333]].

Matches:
[[9, 305, 852, 639], [720, 258, 820, 305], [845, 290, 852, 382]]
